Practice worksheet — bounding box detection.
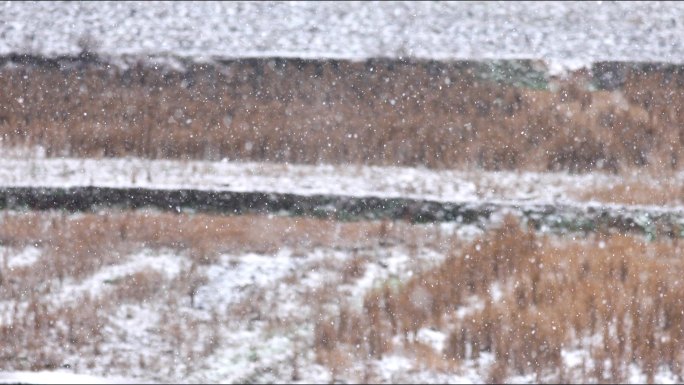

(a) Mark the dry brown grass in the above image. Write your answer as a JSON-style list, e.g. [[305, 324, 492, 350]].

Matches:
[[0, 292, 108, 371], [112, 268, 165, 303], [1, 59, 684, 173], [0, 210, 427, 310], [317, 216, 684, 382], [573, 178, 684, 206], [0, 210, 451, 377], [0, 210, 423, 262]]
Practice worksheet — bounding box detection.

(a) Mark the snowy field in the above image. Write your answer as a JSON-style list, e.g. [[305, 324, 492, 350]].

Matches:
[[2, 2, 684, 70], [0, 212, 682, 383], [0, 211, 482, 383], [0, 370, 138, 384], [2, 2, 684, 383], [0, 155, 683, 210]]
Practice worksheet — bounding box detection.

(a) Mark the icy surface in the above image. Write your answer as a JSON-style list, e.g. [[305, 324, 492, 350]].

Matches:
[[2, 2, 684, 68]]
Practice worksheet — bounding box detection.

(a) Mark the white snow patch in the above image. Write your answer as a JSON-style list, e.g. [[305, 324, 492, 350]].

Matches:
[[416, 328, 448, 353], [376, 355, 414, 381], [0, 370, 140, 384], [562, 349, 589, 369], [2, 3, 684, 67], [4, 246, 41, 269], [57, 250, 185, 302], [489, 282, 504, 302], [195, 248, 301, 309]]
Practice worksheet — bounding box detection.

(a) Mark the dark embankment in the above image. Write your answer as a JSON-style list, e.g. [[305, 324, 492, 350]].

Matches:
[[0, 186, 681, 237]]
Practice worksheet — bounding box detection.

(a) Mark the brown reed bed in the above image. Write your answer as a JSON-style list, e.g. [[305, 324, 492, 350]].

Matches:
[[1, 57, 684, 173], [572, 177, 684, 206], [0, 211, 424, 289], [316, 216, 684, 383]]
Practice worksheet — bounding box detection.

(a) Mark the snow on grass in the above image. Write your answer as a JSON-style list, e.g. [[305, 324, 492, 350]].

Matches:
[[0, 370, 141, 384], [186, 328, 319, 384], [54, 250, 185, 304], [0, 195, 680, 383], [416, 328, 448, 353], [1, 155, 682, 211], [0, 233, 457, 382], [375, 355, 416, 382], [181, 241, 460, 383], [195, 248, 305, 311], [1, 218, 682, 383], [0, 156, 478, 203], [3, 246, 41, 269], [2, 2, 684, 68]]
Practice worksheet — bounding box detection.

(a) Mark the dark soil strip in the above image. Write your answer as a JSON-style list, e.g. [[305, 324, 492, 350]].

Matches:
[[0, 186, 681, 238]]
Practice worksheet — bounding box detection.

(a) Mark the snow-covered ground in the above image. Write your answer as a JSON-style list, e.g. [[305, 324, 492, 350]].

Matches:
[[1, 225, 680, 384], [2, 2, 684, 70], [0, 155, 682, 211], [0, 370, 139, 384], [0, 224, 482, 383]]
